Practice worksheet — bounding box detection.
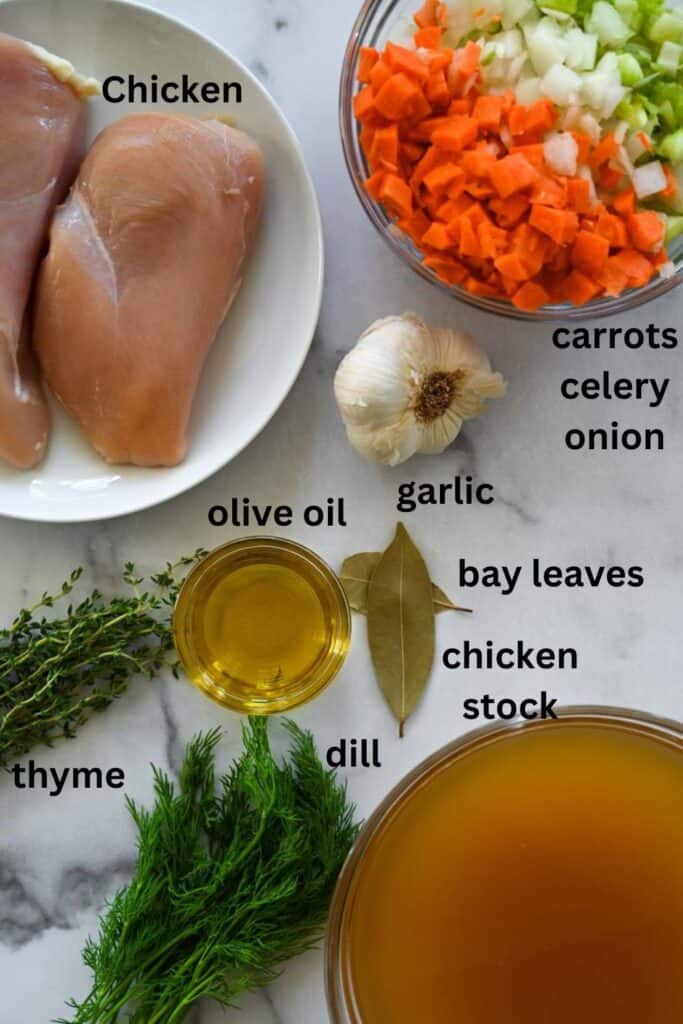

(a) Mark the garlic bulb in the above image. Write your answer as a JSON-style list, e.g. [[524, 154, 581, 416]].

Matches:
[[334, 314, 506, 467]]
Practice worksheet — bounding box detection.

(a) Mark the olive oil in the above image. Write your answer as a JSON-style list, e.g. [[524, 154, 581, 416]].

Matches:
[[342, 717, 683, 1023], [174, 539, 350, 713]]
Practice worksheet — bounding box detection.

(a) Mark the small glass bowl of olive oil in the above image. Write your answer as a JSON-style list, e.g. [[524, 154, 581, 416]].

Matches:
[[173, 538, 351, 714]]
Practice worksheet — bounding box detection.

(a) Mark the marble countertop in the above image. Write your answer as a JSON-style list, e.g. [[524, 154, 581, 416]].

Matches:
[[1, 0, 682, 1021]]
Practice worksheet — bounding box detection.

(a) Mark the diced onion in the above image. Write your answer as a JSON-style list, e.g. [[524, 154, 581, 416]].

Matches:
[[544, 132, 579, 175], [659, 261, 676, 279], [542, 64, 582, 105], [632, 161, 667, 199]]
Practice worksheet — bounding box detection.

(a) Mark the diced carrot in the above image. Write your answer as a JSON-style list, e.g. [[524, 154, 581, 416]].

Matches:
[[459, 216, 480, 257], [423, 162, 465, 192], [465, 181, 495, 198], [414, 25, 444, 48], [599, 165, 624, 191], [360, 124, 376, 157], [371, 124, 400, 170], [571, 133, 592, 164], [374, 73, 425, 120], [514, 223, 551, 276], [464, 276, 501, 298], [611, 188, 636, 216], [423, 221, 455, 250], [423, 254, 468, 284], [410, 145, 447, 189], [490, 154, 539, 198], [595, 211, 628, 248], [449, 97, 475, 116], [595, 259, 629, 297], [610, 248, 654, 286], [512, 281, 550, 311], [571, 230, 610, 275], [432, 115, 479, 151], [473, 94, 505, 130], [567, 177, 592, 214], [508, 99, 555, 138], [414, 0, 447, 28], [549, 245, 571, 273], [509, 144, 546, 169], [401, 141, 426, 164], [426, 70, 451, 107], [386, 42, 430, 82], [447, 177, 468, 198], [589, 132, 618, 169], [462, 146, 497, 177], [529, 205, 579, 245], [531, 176, 567, 208], [365, 170, 386, 202], [354, 86, 376, 122], [379, 173, 414, 218], [370, 59, 394, 93], [627, 211, 665, 252], [445, 194, 475, 220], [408, 115, 453, 142], [458, 41, 481, 80], [463, 201, 491, 229], [662, 164, 678, 199], [489, 194, 529, 227], [398, 209, 432, 245], [358, 47, 380, 84], [561, 269, 602, 305], [478, 221, 508, 258], [495, 252, 531, 281]]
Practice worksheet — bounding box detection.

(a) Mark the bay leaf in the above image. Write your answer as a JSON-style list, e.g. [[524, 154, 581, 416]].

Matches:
[[341, 552, 471, 616], [366, 523, 435, 738]]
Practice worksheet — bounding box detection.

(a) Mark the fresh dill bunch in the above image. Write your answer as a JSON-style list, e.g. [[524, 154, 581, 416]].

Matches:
[[0, 551, 206, 768], [58, 720, 361, 1024]]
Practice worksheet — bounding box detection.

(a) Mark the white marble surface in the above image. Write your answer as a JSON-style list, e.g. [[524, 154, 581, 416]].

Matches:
[[1, 0, 682, 1021]]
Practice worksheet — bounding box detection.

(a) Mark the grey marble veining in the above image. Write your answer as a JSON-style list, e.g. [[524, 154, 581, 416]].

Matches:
[[1, 0, 682, 1021]]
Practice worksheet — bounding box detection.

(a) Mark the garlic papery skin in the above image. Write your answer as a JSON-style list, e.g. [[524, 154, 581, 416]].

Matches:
[[334, 314, 507, 467]]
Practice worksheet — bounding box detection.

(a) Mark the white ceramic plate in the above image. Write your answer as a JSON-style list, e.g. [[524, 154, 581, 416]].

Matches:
[[0, 0, 323, 522]]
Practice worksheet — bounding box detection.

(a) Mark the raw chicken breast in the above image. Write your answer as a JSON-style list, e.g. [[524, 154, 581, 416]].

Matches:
[[34, 114, 265, 467], [0, 33, 87, 469]]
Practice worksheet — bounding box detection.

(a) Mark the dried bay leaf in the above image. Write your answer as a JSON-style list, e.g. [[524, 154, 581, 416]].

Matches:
[[366, 524, 435, 738], [341, 552, 471, 616]]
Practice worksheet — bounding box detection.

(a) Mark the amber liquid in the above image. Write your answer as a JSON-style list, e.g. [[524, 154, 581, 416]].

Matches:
[[345, 720, 683, 1023]]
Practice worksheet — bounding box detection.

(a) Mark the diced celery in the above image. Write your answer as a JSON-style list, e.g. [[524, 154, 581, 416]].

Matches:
[[648, 12, 683, 45], [618, 52, 644, 84], [658, 40, 682, 72], [616, 97, 650, 130], [586, 2, 632, 46], [660, 128, 683, 163], [501, 0, 535, 29], [664, 214, 683, 242], [565, 28, 598, 70], [539, 0, 577, 14], [613, 0, 642, 31]]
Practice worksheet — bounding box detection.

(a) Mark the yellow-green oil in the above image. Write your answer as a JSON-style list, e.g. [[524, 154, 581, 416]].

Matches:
[[174, 540, 351, 714]]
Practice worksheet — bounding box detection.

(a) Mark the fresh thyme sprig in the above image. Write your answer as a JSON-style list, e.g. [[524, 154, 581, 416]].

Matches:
[[0, 551, 207, 768], [58, 720, 361, 1024]]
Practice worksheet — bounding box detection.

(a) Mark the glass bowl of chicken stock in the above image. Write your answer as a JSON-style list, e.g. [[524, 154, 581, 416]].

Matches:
[[340, 0, 683, 320]]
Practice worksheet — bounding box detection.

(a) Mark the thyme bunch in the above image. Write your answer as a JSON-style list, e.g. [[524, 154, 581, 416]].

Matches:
[[0, 552, 206, 768], [59, 720, 361, 1024]]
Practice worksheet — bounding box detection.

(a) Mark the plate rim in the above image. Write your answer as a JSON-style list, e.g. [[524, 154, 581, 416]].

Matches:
[[0, 0, 325, 525]]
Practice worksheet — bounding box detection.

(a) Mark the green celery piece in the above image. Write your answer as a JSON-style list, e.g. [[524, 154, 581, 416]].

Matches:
[[614, 0, 642, 30], [665, 214, 683, 242], [540, 0, 578, 13], [619, 52, 645, 83], [648, 11, 683, 44], [660, 126, 683, 161]]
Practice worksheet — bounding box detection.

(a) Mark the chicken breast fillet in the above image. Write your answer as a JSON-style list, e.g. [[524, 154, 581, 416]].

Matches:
[[0, 32, 86, 469], [34, 113, 265, 467]]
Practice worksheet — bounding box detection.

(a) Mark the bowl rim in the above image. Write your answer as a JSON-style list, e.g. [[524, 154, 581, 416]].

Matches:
[[173, 536, 352, 714], [324, 704, 683, 1022], [339, 0, 683, 322]]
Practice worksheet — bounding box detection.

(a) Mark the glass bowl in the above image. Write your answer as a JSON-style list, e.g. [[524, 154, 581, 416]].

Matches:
[[339, 0, 683, 321], [173, 538, 351, 714], [325, 705, 683, 1022]]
